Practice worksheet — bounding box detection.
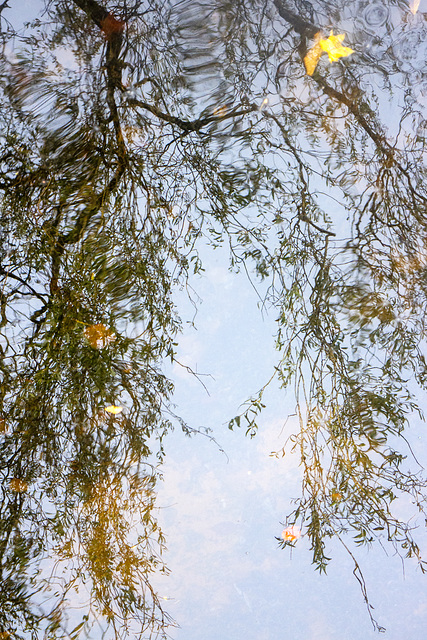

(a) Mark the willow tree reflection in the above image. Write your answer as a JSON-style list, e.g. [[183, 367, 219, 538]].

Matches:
[[1, 0, 427, 636]]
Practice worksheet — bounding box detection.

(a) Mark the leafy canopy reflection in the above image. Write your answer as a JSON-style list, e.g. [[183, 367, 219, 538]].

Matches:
[[0, 0, 427, 636]]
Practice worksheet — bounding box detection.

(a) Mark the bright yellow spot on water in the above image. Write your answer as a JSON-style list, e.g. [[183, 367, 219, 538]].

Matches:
[[105, 405, 123, 415]]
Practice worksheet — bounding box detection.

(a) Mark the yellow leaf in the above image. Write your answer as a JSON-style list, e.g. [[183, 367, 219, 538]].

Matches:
[[84, 324, 116, 349], [304, 35, 323, 76], [319, 31, 354, 63], [105, 405, 123, 415]]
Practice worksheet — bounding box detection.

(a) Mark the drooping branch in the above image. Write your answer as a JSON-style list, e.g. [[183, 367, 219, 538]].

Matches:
[[128, 97, 256, 133], [0, 266, 49, 304], [273, 0, 319, 38], [71, 0, 110, 28], [49, 166, 126, 293], [47, 0, 129, 294]]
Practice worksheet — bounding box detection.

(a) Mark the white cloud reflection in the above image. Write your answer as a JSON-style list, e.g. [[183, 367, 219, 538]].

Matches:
[[155, 256, 427, 640]]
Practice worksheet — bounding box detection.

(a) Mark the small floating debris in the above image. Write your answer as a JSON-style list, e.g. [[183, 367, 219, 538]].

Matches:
[[213, 104, 228, 117], [9, 478, 29, 493], [84, 324, 116, 349], [410, 0, 420, 15], [105, 405, 123, 415], [281, 525, 301, 542]]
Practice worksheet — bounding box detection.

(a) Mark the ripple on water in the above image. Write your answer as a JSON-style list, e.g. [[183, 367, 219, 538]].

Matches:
[[362, 2, 389, 29], [393, 26, 427, 72]]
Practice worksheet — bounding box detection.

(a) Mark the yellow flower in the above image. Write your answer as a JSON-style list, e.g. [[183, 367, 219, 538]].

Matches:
[[319, 31, 354, 63]]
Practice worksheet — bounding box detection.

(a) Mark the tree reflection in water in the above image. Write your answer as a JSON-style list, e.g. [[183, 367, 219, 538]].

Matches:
[[0, 0, 427, 636]]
